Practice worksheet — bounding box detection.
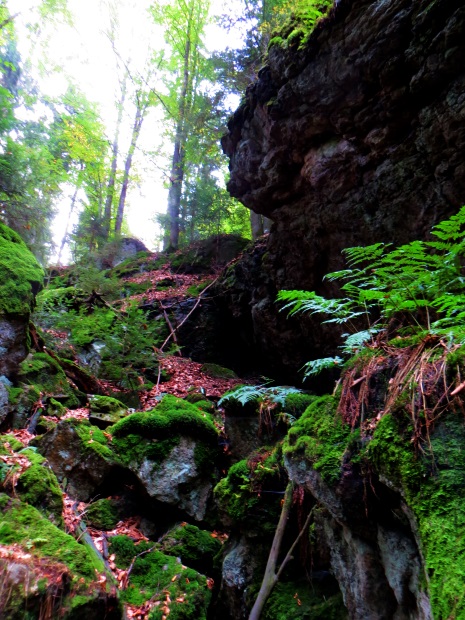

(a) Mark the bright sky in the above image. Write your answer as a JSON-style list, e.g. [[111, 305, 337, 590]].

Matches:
[[8, 0, 244, 262]]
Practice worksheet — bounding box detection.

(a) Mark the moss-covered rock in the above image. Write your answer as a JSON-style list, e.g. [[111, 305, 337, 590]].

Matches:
[[18, 352, 80, 409], [84, 498, 120, 530], [108, 535, 212, 618], [109, 396, 219, 520], [34, 418, 119, 501], [89, 394, 128, 429], [8, 384, 41, 429], [0, 494, 121, 619], [214, 446, 285, 534], [15, 447, 64, 527], [200, 363, 238, 379], [262, 580, 347, 620], [159, 523, 222, 575], [283, 395, 350, 484], [0, 222, 44, 317], [367, 410, 465, 619]]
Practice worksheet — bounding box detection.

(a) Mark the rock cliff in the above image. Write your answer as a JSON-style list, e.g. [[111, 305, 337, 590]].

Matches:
[[222, 0, 465, 382]]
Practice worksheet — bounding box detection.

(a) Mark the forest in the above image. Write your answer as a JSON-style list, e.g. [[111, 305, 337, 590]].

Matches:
[[1, 0, 465, 619], [0, 0, 329, 263]]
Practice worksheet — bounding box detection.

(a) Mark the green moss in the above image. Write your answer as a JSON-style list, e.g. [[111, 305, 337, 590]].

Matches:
[[214, 447, 285, 533], [0, 494, 96, 579], [200, 363, 238, 379], [18, 352, 80, 408], [47, 397, 66, 417], [263, 581, 347, 620], [68, 418, 116, 461], [186, 279, 213, 297], [0, 434, 24, 454], [89, 395, 127, 415], [159, 523, 222, 574], [108, 535, 153, 568], [283, 392, 316, 418], [110, 395, 218, 443], [6, 386, 22, 404], [85, 498, 119, 530], [108, 535, 211, 618], [283, 395, 351, 484], [0, 222, 44, 316], [366, 411, 465, 618], [111, 432, 180, 468], [16, 448, 64, 526]]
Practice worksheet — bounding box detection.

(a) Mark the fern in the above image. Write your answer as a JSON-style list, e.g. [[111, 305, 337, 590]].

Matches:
[[301, 357, 343, 379], [218, 384, 302, 407], [277, 207, 465, 377]]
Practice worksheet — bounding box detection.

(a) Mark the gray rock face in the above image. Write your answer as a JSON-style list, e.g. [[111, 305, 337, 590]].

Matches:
[[0, 382, 8, 425], [286, 453, 432, 619], [217, 536, 262, 620], [221, 0, 465, 381], [135, 437, 212, 521], [0, 318, 29, 379]]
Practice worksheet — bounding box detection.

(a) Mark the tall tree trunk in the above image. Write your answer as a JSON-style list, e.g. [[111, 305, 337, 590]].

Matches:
[[114, 96, 144, 236], [165, 6, 194, 251], [103, 78, 127, 240], [57, 184, 79, 266]]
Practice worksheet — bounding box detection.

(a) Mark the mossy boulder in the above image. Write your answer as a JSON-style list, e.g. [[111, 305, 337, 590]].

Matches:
[[200, 363, 238, 379], [0, 494, 121, 619], [88, 395, 128, 429], [18, 352, 81, 410], [34, 418, 120, 501], [84, 498, 120, 530], [0, 224, 44, 380], [283, 395, 351, 484], [8, 384, 41, 429], [0, 223, 43, 317], [108, 534, 212, 618], [109, 395, 219, 520], [159, 523, 222, 575], [15, 447, 64, 527], [214, 446, 285, 534]]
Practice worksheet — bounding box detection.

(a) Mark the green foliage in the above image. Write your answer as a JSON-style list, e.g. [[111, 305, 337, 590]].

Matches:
[[218, 384, 303, 408], [266, 0, 334, 51], [278, 206, 465, 377], [35, 286, 167, 389]]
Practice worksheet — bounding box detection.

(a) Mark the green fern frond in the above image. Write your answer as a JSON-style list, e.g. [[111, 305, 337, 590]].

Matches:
[[301, 357, 343, 379]]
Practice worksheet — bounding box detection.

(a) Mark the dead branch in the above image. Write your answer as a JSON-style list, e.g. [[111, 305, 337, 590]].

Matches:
[[158, 276, 218, 352]]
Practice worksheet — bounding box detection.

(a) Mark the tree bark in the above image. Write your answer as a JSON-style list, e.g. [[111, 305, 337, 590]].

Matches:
[[103, 78, 127, 240], [114, 94, 144, 236], [165, 3, 195, 251]]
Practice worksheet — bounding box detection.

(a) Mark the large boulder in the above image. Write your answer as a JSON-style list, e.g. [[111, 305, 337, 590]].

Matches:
[[109, 395, 219, 521], [34, 418, 120, 501], [221, 0, 465, 382]]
